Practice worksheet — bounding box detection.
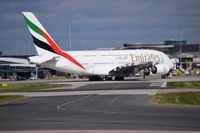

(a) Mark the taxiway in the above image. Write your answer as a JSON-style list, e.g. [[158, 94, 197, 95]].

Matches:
[[0, 77, 200, 132]]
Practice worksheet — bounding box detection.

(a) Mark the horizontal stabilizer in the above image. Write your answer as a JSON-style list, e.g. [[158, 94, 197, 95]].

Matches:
[[28, 55, 58, 64]]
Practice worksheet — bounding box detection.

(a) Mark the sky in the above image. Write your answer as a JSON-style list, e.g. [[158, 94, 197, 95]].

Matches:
[[0, 0, 200, 55]]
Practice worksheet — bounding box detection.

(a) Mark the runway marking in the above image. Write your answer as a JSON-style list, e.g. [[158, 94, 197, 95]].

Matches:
[[57, 95, 200, 118], [161, 82, 167, 88], [149, 82, 163, 87], [112, 84, 123, 90], [57, 95, 93, 110], [149, 82, 167, 88], [109, 96, 120, 104], [73, 108, 200, 118]]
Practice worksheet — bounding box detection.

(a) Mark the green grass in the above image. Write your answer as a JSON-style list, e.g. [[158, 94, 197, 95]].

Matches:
[[0, 83, 69, 93], [167, 81, 200, 89], [0, 95, 25, 105], [150, 92, 200, 106]]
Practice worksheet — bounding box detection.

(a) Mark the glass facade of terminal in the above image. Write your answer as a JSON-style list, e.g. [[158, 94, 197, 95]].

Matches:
[[164, 40, 187, 46]]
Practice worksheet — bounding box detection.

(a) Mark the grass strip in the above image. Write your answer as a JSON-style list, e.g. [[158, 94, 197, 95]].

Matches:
[[167, 81, 200, 89], [0, 83, 69, 92], [150, 92, 200, 106], [0, 95, 25, 105]]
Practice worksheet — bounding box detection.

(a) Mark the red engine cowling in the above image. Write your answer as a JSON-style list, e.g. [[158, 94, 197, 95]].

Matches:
[[151, 64, 170, 75]]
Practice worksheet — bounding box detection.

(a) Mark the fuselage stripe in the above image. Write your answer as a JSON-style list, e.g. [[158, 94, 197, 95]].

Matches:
[[41, 30, 85, 69]]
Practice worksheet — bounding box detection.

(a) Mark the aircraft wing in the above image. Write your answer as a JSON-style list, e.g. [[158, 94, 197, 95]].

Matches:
[[109, 62, 153, 76]]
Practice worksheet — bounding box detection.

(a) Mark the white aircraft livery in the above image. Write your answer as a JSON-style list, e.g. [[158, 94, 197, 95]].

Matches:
[[22, 12, 173, 81]]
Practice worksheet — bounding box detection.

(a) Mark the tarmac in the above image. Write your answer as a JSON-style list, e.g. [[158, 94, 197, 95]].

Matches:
[[0, 76, 200, 132]]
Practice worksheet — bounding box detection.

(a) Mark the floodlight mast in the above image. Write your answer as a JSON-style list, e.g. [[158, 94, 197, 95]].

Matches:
[[177, 30, 182, 70], [69, 22, 71, 51]]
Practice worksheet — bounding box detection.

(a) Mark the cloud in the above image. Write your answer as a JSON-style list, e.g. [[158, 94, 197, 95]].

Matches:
[[0, 0, 200, 55]]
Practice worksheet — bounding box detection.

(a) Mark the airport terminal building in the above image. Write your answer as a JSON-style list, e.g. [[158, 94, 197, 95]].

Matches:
[[0, 55, 54, 79]]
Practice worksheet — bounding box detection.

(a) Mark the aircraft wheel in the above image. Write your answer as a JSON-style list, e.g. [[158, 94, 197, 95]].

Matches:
[[105, 76, 112, 81], [114, 76, 124, 81], [89, 76, 103, 81], [161, 75, 166, 79]]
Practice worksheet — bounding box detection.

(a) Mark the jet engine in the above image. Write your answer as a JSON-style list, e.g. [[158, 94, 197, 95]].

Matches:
[[151, 64, 170, 75]]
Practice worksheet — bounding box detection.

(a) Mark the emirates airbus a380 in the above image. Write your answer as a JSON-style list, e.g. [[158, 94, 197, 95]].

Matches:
[[22, 12, 173, 81]]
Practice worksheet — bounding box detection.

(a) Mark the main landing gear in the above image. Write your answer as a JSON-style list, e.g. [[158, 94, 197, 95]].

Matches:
[[88, 75, 124, 81], [88, 75, 103, 81]]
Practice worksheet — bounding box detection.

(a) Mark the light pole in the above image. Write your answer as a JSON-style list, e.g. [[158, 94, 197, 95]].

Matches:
[[179, 40, 182, 70], [177, 30, 182, 70], [35, 66, 38, 80], [69, 21, 72, 51]]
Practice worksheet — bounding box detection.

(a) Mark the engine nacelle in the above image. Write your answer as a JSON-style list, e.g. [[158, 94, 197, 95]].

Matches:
[[151, 64, 170, 75]]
